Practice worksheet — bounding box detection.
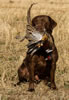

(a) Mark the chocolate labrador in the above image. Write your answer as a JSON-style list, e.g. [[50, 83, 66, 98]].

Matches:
[[16, 4, 58, 92]]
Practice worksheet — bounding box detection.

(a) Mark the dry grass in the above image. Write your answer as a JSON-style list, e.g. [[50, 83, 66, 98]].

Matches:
[[0, 0, 69, 100]]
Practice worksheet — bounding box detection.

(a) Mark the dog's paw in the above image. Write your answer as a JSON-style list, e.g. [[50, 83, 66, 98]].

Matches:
[[28, 83, 35, 92], [50, 83, 57, 90], [14, 81, 21, 86], [34, 80, 41, 84], [28, 88, 35, 92]]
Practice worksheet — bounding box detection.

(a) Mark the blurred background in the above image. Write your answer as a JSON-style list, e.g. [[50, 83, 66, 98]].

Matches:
[[0, 0, 69, 100]]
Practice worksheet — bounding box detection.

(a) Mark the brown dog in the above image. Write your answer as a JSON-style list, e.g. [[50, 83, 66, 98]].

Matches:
[[17, 27, 58, 91], [17, 4, 58, 92], [27, 4, 58, 91]]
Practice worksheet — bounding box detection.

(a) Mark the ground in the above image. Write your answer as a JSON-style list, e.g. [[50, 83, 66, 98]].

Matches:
[[0, 0, 69, 100]]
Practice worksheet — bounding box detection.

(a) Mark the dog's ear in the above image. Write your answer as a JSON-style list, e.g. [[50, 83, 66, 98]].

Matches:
[[49, 16, 57, 29]]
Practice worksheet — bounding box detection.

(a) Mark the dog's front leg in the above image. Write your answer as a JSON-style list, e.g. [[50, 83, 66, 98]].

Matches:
[[50, 48, 57, 89], [50, 61, 56, 89], [49, 41, 58, 89], [28, 61, 35, 92]]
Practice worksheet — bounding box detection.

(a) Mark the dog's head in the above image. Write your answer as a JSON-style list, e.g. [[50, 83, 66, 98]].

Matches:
[[32, 15, 57, 34]]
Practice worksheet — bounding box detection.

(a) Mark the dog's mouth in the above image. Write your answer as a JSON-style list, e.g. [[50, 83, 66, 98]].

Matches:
[[27, 33, 53, 56]]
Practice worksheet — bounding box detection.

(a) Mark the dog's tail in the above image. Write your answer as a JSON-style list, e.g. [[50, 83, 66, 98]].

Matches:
[[27, 3, 37, 25]]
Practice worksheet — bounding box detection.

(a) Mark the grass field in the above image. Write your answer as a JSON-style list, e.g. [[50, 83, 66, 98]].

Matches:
[[0, 0, 69, 100]]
